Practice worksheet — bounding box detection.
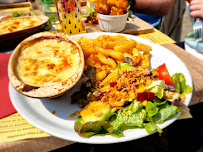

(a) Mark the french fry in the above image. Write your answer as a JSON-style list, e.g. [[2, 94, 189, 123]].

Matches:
[[113, 41, 137, 53], [91, 54, 102, 64], [94, 62, 102, 69], [132, 48, 141, 65], [81, 37, 94, 44], [96, 70, 107, 81], [141, 54, 150, 69], [143, 53, 149, 59], [97, 53, 110, 65], [109, 35, 127, 41], [80, 44, 96, 59], [86, 56, 95, 67], [101, 65, 111, 74], [97, 35, 110, 41], [103, 41, 125, 49], [136, 43, 151, 53], [108, 57, 117, 70], [96, 40, 103, 48], [141, 60, 149, 69], [95, 46, 124, 61], [101, 64, 108, 71]]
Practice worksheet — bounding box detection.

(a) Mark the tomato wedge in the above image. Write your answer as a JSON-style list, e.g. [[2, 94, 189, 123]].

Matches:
[[156, 63, 174, 86]]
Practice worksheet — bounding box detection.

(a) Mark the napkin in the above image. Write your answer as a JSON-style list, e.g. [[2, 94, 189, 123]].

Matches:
[[0, 53, 16, 119]]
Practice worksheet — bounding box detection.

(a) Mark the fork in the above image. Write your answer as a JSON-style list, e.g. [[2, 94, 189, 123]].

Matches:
[[193, 18, 203, 40]]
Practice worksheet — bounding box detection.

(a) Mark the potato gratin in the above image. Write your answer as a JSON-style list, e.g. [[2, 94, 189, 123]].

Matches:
[[8, 32, 84, 98], [0, 16, 42, 34], [16, 37, 81, 87]]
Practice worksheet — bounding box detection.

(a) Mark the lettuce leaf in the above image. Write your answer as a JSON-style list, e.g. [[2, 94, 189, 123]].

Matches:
[[110, 100, 146, 137], [144, 122, 163, 134], [172, 73, 193, 94], [152, 103, 181, 124], [145, 80, 166, 90], [146, 101, 159, 117], [117, 63, 128, 74], [74, 117, 113, 138], [147, 86, 164, 99], [153, 96, 167, 105], [117, 63, 134, 74], [182, 85, 193, 94]]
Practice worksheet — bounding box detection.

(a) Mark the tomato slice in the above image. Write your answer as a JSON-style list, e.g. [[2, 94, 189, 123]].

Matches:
[[156, 63, 174, 86], [1, 15, 12, 20]]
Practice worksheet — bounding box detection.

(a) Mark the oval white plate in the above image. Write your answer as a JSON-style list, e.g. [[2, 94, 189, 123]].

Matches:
[[9, 32, 193, 144]]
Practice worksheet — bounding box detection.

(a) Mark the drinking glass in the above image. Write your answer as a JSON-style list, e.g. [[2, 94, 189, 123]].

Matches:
[[54, 0, 83, 35], [41, 0, 59, 25]]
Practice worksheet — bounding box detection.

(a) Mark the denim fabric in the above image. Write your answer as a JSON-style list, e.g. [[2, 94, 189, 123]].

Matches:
[[133, 12, 162, 28]]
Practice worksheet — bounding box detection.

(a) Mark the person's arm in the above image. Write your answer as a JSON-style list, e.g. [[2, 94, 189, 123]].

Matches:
[[129, 0, 176, 15], [190, 0, 203, 18]]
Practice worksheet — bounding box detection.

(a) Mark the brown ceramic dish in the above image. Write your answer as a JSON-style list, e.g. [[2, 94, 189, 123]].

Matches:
[[0, 16, 49, 50], [8, 31, 84, 98]]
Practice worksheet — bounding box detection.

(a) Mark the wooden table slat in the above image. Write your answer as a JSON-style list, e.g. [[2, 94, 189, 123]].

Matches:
[[0, 137, 75, 152], [0, 2, 30, 9]]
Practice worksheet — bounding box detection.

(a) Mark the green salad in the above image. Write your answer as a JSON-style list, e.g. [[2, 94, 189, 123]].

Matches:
[[71, 63, 192, 138]]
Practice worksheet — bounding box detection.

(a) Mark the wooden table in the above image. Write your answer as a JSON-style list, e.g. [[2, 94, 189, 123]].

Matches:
[[0, 2, 203, 152]]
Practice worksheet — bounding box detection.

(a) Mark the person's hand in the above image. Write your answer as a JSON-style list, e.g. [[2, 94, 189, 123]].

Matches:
[[190, 0, 203, 19]]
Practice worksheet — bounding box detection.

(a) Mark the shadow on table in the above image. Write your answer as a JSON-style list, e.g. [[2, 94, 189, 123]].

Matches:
[[52, 103, 203, 152]]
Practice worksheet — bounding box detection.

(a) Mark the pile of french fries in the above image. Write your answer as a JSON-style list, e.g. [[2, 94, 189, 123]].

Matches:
[[75, 35, 151, 83]]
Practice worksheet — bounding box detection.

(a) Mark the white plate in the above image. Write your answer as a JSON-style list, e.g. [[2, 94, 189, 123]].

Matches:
[[9, 32, 193, 144]]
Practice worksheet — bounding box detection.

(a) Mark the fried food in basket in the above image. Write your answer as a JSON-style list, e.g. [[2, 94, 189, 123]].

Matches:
[[109, 6, 124, 15], [95, 0, 129, 15], [95, 0, 109, 15], [107, 0, 129, 12]]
